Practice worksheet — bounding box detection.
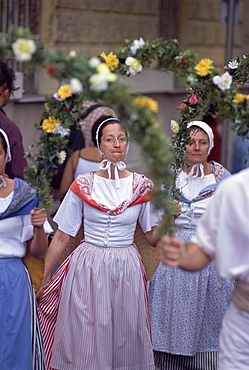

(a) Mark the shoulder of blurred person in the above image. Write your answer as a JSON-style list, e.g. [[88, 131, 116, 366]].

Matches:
[[231, 135, 249, 174], [0, 62, 27, 179]]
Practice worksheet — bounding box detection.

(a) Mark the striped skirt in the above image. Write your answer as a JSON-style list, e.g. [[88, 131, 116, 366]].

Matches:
[[39, 241, 155, 370], [0, 257, 45, 370], [154, 350, 218, 370]]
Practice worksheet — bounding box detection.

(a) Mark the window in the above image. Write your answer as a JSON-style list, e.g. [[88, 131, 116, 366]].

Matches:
[[0, 0, 41, 94]]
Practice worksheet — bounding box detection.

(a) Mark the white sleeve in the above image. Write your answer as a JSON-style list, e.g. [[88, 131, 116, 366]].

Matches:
[[21, 215, 54, 243], [53, 189, 84, 237], [138, 201, 162, 233]]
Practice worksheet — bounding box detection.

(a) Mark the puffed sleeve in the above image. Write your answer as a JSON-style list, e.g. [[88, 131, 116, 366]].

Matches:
[[53, 189, 84, 237], [138, 201, 162, 233]]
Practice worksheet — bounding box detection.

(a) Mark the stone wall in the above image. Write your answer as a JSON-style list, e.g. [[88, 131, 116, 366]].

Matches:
[[39, 0, 160, 94], [178, 0, 246, 65]]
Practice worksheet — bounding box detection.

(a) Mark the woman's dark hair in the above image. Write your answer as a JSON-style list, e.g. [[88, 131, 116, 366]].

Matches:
[[0, 62, 18, 95], [0, 132, 7, 153], [92, 115, 120, 146], [188, 125, 207, 135]]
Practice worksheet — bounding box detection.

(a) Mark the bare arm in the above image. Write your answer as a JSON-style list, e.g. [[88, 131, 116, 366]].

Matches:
[[145, 228, 158, 247], [145, 200, 181, 247], [42, 229, 71, 284], [60, 151, 79, 196], [157, 234, 212, 271], [27, 208, 48, 259]]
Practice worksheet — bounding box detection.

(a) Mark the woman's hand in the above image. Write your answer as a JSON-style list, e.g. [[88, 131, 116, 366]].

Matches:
[[28, 208, 48, 259], [157, 234, 184, 267], [30, 208, 47, 229], [157, 235, 212, 271], [172, 200, 181, 219]]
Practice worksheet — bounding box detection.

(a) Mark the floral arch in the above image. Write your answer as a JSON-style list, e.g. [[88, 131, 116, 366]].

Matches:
[[1, 27, 249, 227]]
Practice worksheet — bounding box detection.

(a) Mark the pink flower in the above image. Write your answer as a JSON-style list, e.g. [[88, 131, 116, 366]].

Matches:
[[188, 94, 199, 105], [177, 103, 187, 109], [53, 92, 64, 101]]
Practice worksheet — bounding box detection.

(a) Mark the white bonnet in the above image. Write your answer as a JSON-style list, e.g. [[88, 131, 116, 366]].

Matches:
[[187, 120, 214, 155], [0, 128, 11, 162]]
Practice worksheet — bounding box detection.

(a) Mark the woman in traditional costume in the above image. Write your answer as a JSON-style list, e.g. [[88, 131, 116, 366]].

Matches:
[[0, 128, 51, 370], [38, 117, 161, 370], [148, 121, 234, 370]]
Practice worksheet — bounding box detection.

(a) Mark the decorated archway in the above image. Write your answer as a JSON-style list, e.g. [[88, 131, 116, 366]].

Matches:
[[1, 27, 249, 228]]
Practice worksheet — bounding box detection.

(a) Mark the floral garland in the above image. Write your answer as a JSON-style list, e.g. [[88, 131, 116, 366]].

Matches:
[[2, 28, 249, 227]]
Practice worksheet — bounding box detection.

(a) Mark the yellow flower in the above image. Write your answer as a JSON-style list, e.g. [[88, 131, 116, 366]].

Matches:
[[133, 96, 158, 113], [194, 58, 214, 77], [58, 84, 72, 99], [170, 120, 179, 133], [100, 51, 119, 71], [12, 38, 36, 62], [233, 93, 249, 104], [151, 121, 160, 129], [42, 117, 61, 133]]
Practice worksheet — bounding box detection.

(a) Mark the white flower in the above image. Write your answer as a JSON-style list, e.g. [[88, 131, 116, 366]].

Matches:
[[170, 120, 179, 133], [69, 50, 77, 58], [187, 75, 198, 84], [125, 57, 143, 75], [57, 150, 67, 164], [89, 73, 109, 92], [88, 57, 101, 69], [89, 63, 117, 92], [130, 37, 145, 55], [53, 124, 70, 137], [227, 60, 239, 69], [213, 72, 232, 91], [70, 78, 83, 94], [12, 38, 36, 62]]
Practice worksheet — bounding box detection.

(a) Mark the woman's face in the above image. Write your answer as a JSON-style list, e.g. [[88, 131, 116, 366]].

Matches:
[[99, 123, 128, 162], [0, 139, 6, 175], [185, 129, 210, 166]]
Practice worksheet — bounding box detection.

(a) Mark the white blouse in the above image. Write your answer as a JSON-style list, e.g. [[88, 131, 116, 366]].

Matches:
[[54, 175, 160, 246], [175, 171, 216, 228], [74, 157, 100, 179], [0, 191, 53, 258]]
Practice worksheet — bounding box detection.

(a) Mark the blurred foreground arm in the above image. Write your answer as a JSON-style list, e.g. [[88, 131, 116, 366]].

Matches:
[[157, 234, 212, 271]]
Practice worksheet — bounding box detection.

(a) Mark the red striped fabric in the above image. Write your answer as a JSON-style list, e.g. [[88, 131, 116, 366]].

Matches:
[[38, 252, 75, 369]]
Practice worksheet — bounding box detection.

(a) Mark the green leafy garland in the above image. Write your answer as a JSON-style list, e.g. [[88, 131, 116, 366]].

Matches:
[[2, 28, 249, 227]]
